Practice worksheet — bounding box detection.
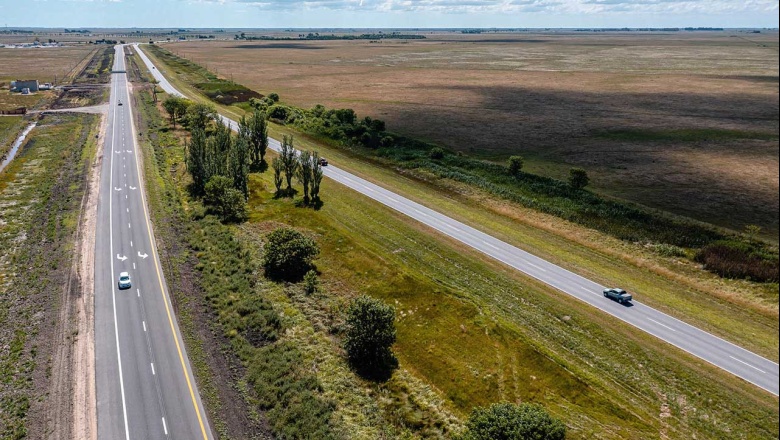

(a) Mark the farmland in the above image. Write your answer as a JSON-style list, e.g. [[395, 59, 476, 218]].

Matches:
[[168, 31, 779, 241]]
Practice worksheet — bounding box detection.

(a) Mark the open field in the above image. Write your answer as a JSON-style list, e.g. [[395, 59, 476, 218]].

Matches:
[[0, 45, 96, 85], [135, 51, 779, 438], [170, 31, 779, 240]]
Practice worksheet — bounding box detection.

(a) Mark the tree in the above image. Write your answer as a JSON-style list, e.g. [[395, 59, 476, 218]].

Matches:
[[310, 152, 324, 203], [344, 295, 397, 380], [280, 135, 298, 193], [229, 134, 250, 200], [459, 402, 566, 440], [243, 108, 268, 169], [508, 156, 524, 177], [296, 150, 313, 204], [185, 128, 208, 195], [568, 168, 589, 190], [262, 227, 319, 281], [272, 157, 284, 194], [186, 102, 217, 130], [268, 92, 280, 102], [163, 96, 179, 127], [203, 175, 247, 223]]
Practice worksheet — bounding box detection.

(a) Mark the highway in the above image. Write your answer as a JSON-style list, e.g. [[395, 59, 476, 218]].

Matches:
[[135, 44, 779, 396], [94, 45, 213, 439]]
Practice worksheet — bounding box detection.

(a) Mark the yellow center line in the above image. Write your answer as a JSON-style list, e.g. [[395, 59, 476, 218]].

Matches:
[[123, 66, 210, 439]]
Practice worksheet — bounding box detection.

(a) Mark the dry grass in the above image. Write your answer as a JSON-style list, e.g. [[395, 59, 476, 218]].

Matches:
[[172, 31, 779, 240], [0, 45, 96, 85]]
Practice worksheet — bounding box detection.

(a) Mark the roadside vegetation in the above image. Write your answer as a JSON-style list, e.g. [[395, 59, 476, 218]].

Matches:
[[0, 113, 99, 439], [133, 50, 778, 439]]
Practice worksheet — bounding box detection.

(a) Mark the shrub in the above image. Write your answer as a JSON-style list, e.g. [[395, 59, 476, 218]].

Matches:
[[695, 240, 779, 282], [303, 270, 319, 295], [380, 136, 395, 148], [651, 243, 687, 258], [429, 147, 445, 160], [460, 402, 566, 440], [203, 175, 247, 223], [344, 295, 397, 380], [508, 155, 524, 177], [568, 168, 589, 190], [268, 92, 280, 102], [262, 228, 320, 281]]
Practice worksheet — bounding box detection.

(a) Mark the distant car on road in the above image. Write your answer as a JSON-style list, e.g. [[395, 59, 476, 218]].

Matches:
[[118, 272, 132, 290], [118, 101, 123, 106], [603, 288, 632, 304], [320, 157, 328, 166]]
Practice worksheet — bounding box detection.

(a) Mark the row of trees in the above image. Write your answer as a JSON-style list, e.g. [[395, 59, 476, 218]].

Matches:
[[271, 135, 324, 205], [507, 155, 590, 190]]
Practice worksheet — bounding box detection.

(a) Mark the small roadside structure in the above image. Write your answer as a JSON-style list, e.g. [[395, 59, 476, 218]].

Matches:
[[11, 79, 39, 92]]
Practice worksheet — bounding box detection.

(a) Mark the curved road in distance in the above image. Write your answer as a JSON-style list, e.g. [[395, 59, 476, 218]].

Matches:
[[135, 44, 779, 396], [94, 45, 213, 440]]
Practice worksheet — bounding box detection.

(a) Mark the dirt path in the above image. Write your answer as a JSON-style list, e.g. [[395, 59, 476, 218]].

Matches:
[[71, 111, 102, 440], [29, 103, 109, 115]]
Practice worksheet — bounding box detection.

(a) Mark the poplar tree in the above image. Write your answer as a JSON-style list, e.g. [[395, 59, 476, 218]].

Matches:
[[280, 135, 298, 192], [185, 128, 208, 195], [296, 150, 313, 204], [310, 151, 324, 203], [229, 135, 250, 200]]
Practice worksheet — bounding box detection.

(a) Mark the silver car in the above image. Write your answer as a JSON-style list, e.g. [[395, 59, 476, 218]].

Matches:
[[118, 272, 132, 289]]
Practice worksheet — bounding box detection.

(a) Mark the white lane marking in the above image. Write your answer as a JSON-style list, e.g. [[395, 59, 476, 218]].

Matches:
[[648, 318, 677, 332], [730, 356, 767, 373], [162, 418, 168, 435], [143, 321, 147, 332], [151, 363, 155, 375], [126, 208, 129, 213], [582, 287, 595, 294], [130, 240, 133, 248], [133, 262, 135, 269], [137, 288, 140, 297], [108, 71, 131, 440], [128, 223, 131, 229], [125, 194, 127, 199]]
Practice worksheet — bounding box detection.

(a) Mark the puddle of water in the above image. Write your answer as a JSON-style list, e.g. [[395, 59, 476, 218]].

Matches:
[[0, 121, 37, 174]]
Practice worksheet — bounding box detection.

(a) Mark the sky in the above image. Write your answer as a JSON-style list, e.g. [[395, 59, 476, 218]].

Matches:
[[1, 0, 778, 29]]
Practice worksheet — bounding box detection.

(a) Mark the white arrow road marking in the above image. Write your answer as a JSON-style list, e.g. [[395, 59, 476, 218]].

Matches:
[[115, 150, 121, 154], [114, 187, 122, 191], [126, 150, 132, 153], [117, 254, 127, 261], [129, 186, 137, 190], [138, 252, 148, 259]]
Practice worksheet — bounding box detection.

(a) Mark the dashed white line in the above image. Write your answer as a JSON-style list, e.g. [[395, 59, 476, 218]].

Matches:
[[143, 321, 147, 332], [130, 240, 133, 247], [648, 318, 677, 332], [128, 223, 131, 229], [133, 262, 136, 270], [151, 363, 156, 375], [162, 418, 168, 435], [136, 288, 140, 297], [730, 356, 767, 373]]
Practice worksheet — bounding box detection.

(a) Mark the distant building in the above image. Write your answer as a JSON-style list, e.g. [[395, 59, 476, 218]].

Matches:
[[11, 79, 39, 92]]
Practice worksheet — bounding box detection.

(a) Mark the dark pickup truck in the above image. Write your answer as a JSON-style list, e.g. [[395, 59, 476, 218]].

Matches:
[[603, 288, 632, 304]]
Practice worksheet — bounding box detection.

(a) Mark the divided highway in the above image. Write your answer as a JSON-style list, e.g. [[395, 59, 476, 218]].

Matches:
[[94, 45, 213, 439], [135, 44, 779, 396]]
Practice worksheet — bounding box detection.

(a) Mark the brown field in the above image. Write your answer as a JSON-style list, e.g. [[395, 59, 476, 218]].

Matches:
[[0, 45, 96, 85], [172, 31, 780, 240]]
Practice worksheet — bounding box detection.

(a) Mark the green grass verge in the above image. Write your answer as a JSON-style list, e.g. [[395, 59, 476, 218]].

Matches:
[[0, 112, 98, 439]]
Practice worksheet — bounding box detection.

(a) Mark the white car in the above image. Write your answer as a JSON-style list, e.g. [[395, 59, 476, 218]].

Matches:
[[118, 272, 132, 289]]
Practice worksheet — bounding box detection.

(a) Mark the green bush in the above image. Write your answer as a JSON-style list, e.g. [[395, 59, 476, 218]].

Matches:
[[429, 147, 445, 160], [303, 270, 319, 295], [262, 228, 320, 281], [203, 175, 247, 223], [508, 156, 524, 177], [568, 168, 589, 190], [460, 402, 566, 440], [344, 295, 398, 380]]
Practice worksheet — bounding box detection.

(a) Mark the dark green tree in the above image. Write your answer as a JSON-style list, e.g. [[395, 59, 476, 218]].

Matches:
[[280, 135, 298, 192], [229, 134, 250, 200], [203, 175, 247, 222], [248, 108, 268, 169], [262, 227, 319, 281], [185, 102, 217, 130], [508, 156, 524, 177], [272, 157, 284, 194], [344, 295, 397, 380], [459, 402, 566, 440], [310, 151, 324, 203], [163, 96, 180, 127], [429, 147, 445, 160], [568, 168, 589, 190], [296, 150, 313, 204], [185, 128, 208, 195]]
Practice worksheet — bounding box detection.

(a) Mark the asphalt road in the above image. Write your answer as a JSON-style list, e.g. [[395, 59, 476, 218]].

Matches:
[[135, 44, 779, 396], [94, 45, 213, 439]]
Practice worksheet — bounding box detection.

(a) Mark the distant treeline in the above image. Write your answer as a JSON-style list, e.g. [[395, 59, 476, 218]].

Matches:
[[0, 29, 35, 34], [64, 29, 91, 34], [235, 32, 425, 41], [575, 27, 725, 32]]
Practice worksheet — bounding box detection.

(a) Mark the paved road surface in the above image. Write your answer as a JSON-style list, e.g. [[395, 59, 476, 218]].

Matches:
[[135, 44, 779, 396], [94, 45, 213, 440]]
